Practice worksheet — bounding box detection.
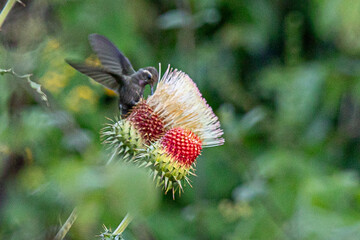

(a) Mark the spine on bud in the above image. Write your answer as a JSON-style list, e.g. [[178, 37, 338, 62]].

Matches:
[[102, 119, 144, 162]]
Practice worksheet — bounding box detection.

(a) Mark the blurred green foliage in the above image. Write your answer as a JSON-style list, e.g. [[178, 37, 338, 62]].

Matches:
[[2, 0, 360, 239]]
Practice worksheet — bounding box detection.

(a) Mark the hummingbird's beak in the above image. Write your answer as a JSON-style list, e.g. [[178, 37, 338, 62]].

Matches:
[[151, 84, 154, 95]]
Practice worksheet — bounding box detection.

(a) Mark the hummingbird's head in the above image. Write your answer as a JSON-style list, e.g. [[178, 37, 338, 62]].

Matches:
[[138, 67, 158, 94]]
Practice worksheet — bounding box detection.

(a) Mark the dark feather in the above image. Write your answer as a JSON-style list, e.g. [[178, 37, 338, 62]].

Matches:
[[66, 60, 120, 91], [88, 34, 136, 76]]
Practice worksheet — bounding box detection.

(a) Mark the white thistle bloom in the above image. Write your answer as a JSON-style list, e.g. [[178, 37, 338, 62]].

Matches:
[[147, 65, 224, 147]]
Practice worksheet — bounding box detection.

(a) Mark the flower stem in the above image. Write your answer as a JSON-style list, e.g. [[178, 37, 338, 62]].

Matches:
[[54, 208, 78, 240], [113, 213, 133, 235], [0, 0, 18, 30]]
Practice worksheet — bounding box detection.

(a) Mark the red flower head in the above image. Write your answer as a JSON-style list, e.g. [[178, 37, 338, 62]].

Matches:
[[161, 127, 202, 167], [127, 100, 165, 144]]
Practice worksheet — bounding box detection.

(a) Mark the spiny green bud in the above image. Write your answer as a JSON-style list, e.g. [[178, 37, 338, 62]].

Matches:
[[99, 226, 124, 240], [102, 118, 144, 162], [137, 127, 202, 198]]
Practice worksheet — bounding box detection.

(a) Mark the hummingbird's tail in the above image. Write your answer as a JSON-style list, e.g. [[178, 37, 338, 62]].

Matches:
[[66, 60, 120, 91]]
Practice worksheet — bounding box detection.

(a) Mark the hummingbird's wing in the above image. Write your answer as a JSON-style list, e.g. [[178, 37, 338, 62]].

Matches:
[[66, 60, 120, 91], [88, 34, 136, 76]]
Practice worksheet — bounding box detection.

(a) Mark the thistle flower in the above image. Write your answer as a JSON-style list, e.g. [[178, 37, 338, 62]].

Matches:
[[102, 65, 224, 196], [102, 100, 165, 161], [138, 127, 202, 197], [126, 100, 165, 144], [147, 67, 224, 147]]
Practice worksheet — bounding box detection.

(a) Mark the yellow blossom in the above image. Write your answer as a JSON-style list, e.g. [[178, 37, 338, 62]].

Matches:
[[65, 85, 98, 112], [43, 38, 60, 55], [40, 71, 69, 94]]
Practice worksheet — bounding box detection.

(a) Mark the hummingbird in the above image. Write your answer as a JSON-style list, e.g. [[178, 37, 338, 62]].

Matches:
[[66, 33, 158, 116]]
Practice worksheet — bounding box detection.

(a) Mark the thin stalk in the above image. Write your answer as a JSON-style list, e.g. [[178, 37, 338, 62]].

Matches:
[[113, 213, 134, 235], [0, 0, 18, 29], [54, 208, 78, 240]]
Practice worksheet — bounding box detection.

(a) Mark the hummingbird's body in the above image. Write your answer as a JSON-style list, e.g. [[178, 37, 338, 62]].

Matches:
[[117, 69, 155, 114], [66, 34, 158, 116]]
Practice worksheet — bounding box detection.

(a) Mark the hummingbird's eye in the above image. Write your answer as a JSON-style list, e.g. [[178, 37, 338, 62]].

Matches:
[[146, 73, 152, 80]]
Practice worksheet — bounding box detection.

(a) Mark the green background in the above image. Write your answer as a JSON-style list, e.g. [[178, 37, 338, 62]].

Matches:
[[1, 0, 360, 239]]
